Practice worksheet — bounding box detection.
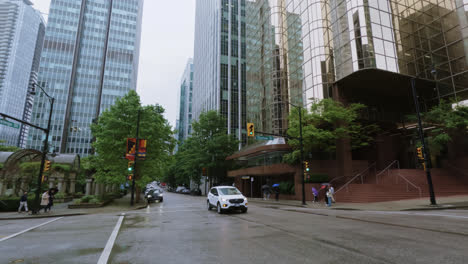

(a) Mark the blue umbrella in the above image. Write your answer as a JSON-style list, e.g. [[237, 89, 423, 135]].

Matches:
[[272, 184, 280, 187]]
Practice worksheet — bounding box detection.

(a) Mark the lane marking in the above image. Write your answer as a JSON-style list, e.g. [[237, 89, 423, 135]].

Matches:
[[0, 217, 63, 242], [97, 213, 125, 264]]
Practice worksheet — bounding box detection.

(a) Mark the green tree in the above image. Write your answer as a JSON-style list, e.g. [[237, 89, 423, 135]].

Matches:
[[166, 111, 239, 187], [0, 140, 19, 152], [91, 90, 175, 190], [285, 98, 379, 163], [411, 100, 468, 156]]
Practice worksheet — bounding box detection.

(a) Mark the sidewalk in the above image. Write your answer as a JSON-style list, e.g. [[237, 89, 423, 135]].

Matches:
[[249, 195, 468, 211], [0, 194, 148, 220]]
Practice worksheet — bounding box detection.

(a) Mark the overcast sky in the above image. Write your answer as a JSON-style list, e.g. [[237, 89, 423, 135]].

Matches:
[[31, 0, 196, 128]]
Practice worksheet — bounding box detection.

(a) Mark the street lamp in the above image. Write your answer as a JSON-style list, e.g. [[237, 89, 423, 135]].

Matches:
[[281, 101, 306, 206], [410, 78, 437, 205], [30, 82, 55, 214], [430, 66, 441, 104]]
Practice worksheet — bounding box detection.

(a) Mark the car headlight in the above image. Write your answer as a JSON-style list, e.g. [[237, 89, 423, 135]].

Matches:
[[221, 198, 227, 202], [147, 195, 151, 198], [158, 193, 163, 196]]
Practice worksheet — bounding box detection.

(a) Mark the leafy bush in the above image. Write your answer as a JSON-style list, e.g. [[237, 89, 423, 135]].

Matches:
[[54, 192, 65, 199], [278, 182, 295, 195], [80, 195, 96, 203], [74, 199, 82, 204], [88, 198, 100, 204], [0, 197, 20, 211], [305, 173, 329, 183]]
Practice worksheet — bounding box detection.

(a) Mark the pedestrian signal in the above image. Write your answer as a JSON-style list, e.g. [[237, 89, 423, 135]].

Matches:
[[247, 123, 254, 137]]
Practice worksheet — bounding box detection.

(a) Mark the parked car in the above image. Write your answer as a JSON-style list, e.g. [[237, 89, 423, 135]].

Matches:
[[207, 186, 248, 214], [181, 188, 191, 194], [146, 189, 163, 203], [175, 186, 188, 193]]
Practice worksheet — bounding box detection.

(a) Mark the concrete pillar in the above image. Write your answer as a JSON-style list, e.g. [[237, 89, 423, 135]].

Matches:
[[85, 179, 92, 195], [0, 179, 5, 196], [57, 178, 64, 192], [69, 179, 76, 194], [20, 177, 28, 193], [49, 177, 55, 189], [94, 183, 101, 196]]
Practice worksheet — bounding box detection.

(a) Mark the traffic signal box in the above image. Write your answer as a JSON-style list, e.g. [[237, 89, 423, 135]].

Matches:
[[304, 161, 310, 172], [247, 123, 254, 137], [202, 167, 207, 176], [43, 160, 51, 172], [416, 147, 424, 161], [127, 161, 134, 181]]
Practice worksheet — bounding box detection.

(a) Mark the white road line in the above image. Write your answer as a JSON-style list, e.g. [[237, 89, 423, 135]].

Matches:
[[0, 217, 63, 242], [97, 213, 125, 264]]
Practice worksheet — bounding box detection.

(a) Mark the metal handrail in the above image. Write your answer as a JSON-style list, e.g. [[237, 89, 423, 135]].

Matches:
[[395, 172, 422, 197], [335, 162, 376, 194], [376, 160, 422, 197]]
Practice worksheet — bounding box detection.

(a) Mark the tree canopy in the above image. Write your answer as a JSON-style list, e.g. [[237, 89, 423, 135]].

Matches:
[[285, 98, 379, 163], [91, 90, 175, 187], [164, 111, 239, 187]]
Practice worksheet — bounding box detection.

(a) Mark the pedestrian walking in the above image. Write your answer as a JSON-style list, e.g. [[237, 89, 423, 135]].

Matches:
[[41, 191, 50, 212], [330, 185, 335, 203], [312, 187, 318, 203], [326, 189, 332, 207], [262, 184, 271, 200], [272, 184, 280, 201], [46, 189, 55, 212], [18, 192, 28, 213]]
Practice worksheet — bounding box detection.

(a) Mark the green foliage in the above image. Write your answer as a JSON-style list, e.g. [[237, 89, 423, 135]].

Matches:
[[19, 162, 42, 174], [278, 182, 295, 195], [0, 163, 3, 169], [164, 111, 239, 187], [0, 197, 21, 211], [0, 140, 19, 152], [285, 99, 379, 163], [54, 192, 65, 199], [51, 164, 71, 173], [91, 90, 175, 187], [80, 195, 97, 203], [406, 100, 468, 155], [305, 173, 329, 183]]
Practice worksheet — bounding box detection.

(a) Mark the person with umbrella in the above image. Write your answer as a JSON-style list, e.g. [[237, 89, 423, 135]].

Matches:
[[272, 183, 280, 201], [45, 187, 58, 213], [311, 187, 318, 203], [262, 184, 271, 200]]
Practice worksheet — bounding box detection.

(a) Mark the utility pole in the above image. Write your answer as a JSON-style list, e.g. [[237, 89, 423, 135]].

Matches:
[[411, 78, 437, 205], [130, 109, 141, 206]]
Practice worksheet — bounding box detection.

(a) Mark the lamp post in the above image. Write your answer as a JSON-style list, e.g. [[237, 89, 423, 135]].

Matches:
[[410, 78, 437, 205], [30, 82, 55, 214], [430, 66, 441, 104], [283, 101, 306, 206]]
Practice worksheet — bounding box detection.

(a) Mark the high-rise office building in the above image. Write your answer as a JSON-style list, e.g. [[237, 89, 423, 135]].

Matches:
[[27, 0, 144, 156], [193, 0, 247, 146], [0, 0, 45, 148], [177, 59, 194, 144]]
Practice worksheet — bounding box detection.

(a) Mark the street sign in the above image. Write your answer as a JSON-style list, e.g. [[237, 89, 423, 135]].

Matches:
[[0, 119, 19, 129], [241, 176, 250, 180], [255, 135, 273, 140]]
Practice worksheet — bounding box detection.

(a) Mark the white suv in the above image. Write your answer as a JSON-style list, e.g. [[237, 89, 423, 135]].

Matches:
[[207, 186, 248, 214]]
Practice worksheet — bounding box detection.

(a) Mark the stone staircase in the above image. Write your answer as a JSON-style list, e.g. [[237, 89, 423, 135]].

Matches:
[[334, 164, 468, 203]]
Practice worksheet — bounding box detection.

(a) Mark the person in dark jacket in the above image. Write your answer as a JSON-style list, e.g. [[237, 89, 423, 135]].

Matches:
[[18, 192, 28, 213]]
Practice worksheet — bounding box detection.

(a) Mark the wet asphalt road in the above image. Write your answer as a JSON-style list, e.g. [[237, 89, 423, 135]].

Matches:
[[1, 192, 468, 264]]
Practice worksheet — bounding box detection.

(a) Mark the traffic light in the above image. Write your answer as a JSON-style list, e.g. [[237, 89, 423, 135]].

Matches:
[[247, 123, 254, 137], [128, 161, 134, 173], [127, 174, 133, 181], [202, 167, 207, 176], [416, 147, 424, 160], [43, 160, 51, 172], [304, 161, 310, 172]]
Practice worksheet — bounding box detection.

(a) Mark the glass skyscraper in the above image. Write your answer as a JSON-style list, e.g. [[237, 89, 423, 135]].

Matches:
[[193, 0, 247, 146], [0, 0, 45, 148], [177, 59, 194, 144], [27, 0, 144, 156]]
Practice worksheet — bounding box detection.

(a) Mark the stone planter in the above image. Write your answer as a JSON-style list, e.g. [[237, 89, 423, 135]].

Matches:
[[68, 199, 113, 209], [54, 197, 73, 203]]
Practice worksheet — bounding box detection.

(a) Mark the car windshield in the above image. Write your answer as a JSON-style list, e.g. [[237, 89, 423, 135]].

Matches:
[[218, 187, 241, 195]]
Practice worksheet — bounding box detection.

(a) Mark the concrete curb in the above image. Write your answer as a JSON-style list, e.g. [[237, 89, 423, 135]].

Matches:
[[401, 205, 468, 211], [0, 213, 87, 221], [249, 200, 307, 208]]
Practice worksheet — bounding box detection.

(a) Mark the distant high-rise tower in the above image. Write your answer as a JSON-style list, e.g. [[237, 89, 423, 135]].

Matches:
[[0, 0, 45, 148], [177, 59, 194, 144], [193, 0, 247, 146], [27, 0, 144, 156]]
